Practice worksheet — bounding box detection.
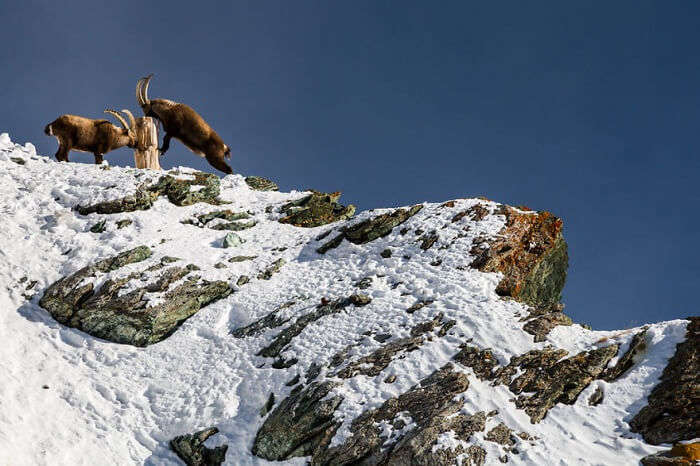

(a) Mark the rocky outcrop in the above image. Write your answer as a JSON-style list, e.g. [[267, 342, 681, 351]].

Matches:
[[455, 343, 619, 423], [630, 318, 699, 444], [170, 427, 228, 466], [252, 380, 343, 460], [496, 345, 618, 423], [315, 365, 481, 465], [470, 208, 568, 308], [257, 294, 371, 362], [641, 443, 700, 465], [334, 314, 453, 379], [77, 172, 225, 215], [76, 187, 159, 215], [278, 191, 355, 228], [253, 364, 487, 465], [317, 204, 423, 253], [602, 328, 648, 381], [39, 247, 232, 346], [245, 176, 279, 191], [522, 308, 573, 342], [182, 210, 256, 231], [149, 172, 225, 206]]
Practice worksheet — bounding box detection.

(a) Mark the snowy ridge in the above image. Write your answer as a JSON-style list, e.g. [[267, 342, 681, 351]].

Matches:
[[0, 133, 688, 465]]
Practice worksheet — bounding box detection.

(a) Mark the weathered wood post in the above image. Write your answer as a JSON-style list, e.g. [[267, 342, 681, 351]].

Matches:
[[133, 116, 161, 170]]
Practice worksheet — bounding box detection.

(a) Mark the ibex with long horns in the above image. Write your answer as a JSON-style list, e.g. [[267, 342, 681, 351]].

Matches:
[[136, 74, 233, 174], [44, 110, 136, 164]]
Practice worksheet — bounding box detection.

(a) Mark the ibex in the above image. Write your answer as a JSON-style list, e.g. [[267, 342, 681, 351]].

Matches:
[[136, 75, 233, 174], [44, 110, 136, 164]]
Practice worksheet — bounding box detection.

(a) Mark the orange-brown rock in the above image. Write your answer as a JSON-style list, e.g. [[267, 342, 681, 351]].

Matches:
[[470, 207, 568, 308]]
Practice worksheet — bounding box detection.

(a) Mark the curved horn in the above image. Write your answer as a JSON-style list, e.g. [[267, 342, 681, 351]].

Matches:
[[141, 73, 153, 105], [104, 109, 129, 130], [136, 78, 144, 106], [121, 109, 136, 129]]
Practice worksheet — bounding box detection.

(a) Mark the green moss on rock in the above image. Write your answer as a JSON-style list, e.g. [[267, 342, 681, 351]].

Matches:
[[39, 246, 231, 346], [279, 191, 355, 228]]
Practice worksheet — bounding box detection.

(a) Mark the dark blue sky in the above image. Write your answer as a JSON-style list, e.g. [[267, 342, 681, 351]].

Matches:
[[1, 1, 698, 329]]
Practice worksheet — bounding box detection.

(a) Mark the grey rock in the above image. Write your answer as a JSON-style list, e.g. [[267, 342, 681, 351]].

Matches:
[[630, 317, 700, 444], [257, 258, 286, 280], [317, 205, 423, 253], [245, 176, 279, 191], [170, 427, 228, 466], [222, 233, 244, 248], [39, 246, 231, 346]]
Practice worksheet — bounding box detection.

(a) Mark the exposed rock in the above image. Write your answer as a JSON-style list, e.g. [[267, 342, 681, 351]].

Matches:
[[228, 255, 257, 263], [231, 301, 295, 338], [485, 423, 516, 446], [210, 220, 256, 231], [252, 380, 343, 461], [355, 276, 373, 289], [116, 219, 132, 229], [149, 172, 224, 206], [381, 248, 392, 258], [588, 386, 604, 406], [497, 345, 618, 423], [334, 315, 446, 379], [522, 312, 573, 342], [279, 191, 355, 228], [630, 317, 699, 444], [183, 210, 255, 231], [236, 275, 250, 286], [76, 172, 224, 215], [257, 258, 286, 280], [245, 176, 279, 191], [39, 246, 232, 346], [317, 204, 423, 253], [170, 427, 228, 466], [453, 345, 499, 381], [315, 365, 479, 465], [418, 230, 439, 250], [258, 295, 371, 359], [406, 299, 434, 314], [89, 219, 106, 233], [602, 328, 648, 381], [77, 187, 159, 215], [10, 156, 26, 165], [260, 392, 276, 417], [641, 443, 700, 466], [222, 233, 244, 248], [470, 208, 568, 308]]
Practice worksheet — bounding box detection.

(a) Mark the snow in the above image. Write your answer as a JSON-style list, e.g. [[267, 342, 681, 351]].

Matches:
[[0, 133, 689, 465]]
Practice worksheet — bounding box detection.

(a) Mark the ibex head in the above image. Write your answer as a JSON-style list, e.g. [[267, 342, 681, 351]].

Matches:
[[104, 109, 137, 148]]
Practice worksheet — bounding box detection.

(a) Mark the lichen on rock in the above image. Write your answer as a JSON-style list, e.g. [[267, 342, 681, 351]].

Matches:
[[470, 208, 568, 309], [317, 204, 423, 253], [245, 176, 279, 191], [278, 191, 355, 228], [630, 318, 699, 445], [170, 427, 228, 466], [39, 246, 232, 346], [77, 171, 225, 215]]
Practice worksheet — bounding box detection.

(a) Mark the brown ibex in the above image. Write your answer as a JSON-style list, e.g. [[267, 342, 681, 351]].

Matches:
[[136, 75, 233, 174], [44, 110, 136, 164]]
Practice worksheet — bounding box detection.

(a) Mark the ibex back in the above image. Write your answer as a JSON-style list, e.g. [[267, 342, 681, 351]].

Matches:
[[136, 75, 233, 174]]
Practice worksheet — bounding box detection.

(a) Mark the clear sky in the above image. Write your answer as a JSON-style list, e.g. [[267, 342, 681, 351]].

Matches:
[[1, 1, 698, 329]]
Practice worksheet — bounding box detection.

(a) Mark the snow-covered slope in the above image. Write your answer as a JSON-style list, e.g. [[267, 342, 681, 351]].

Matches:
[[0, 133, 691, 465]]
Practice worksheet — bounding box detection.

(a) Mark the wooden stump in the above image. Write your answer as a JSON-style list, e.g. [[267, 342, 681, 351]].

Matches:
[[133, 116, 161, 170]]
